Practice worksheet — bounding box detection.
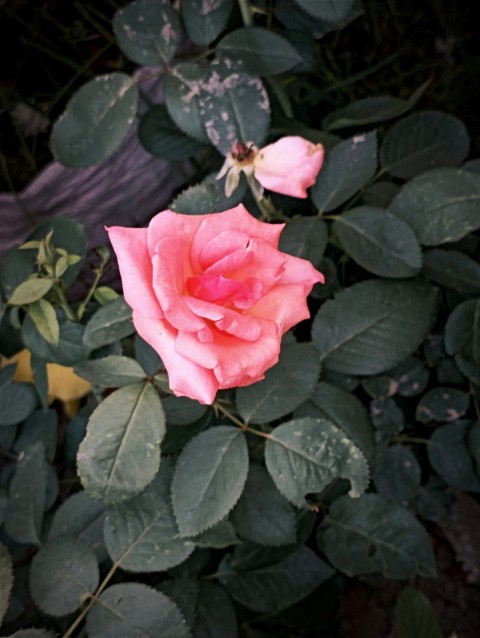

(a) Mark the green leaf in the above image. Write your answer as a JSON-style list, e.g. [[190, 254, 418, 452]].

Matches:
[[278, 217, 328, 268], [0, 543, 13, 625], [389, 168, 480, 246], [422, 249, 480, 294], [311, 132, 377, 212], [334, 206, 422, 278], [30, 537, 99, 616], [265, 417, 369, 507], [104, 464, 195, 572], [0, 377, 37, 426], [164, 63, 209, 143], [78, 383, 165, 504], [171, 172, 247, 214], [181, 0, 233, 46], [395, 587, 444, 638], [4, 443, 47, 545], [193, 581, 238, 638], [323, 82, 429, 131], [172, 426, 248, 536], [312, 279, 438, 375], [51, 73, 138, 168], [373, 445, 421, 504], [220, 546, 334, 613], [198, 59, 270, 154], [380, 110, 470, 179], [308, 382, 375, 461], [86, 583, 190, 638], [27, 298, 59, 345], [444, 299, 478, 355], [8, 278, 54, 306], [320, 493, 437, 578], [468, 420, 480, 476], [293, 0, 354, 22], [14, 409, 57, 462], [236, 343, 320, 424], [0, 245, 36, 301], [6, 630, 56, 638], [193, 518, 240, 549], [163, 395, 208, 425], [139, 105, 206, 160], [230, 464, 297, 546], [22, 314, 88, 366], [113, 0, 182, 66], [83, 296, 134, 349], [74, 355, 146, 387], [47, 491, 108, 562], [416, 387, 470, 424], [217, 27, 302, 76], [428, 421, 480, 492]]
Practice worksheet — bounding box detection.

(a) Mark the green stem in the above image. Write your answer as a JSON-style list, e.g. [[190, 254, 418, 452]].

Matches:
[[394, 435, 431, 445], [76, 266, 106, 321], [246, 176, 289, 222], [214, 401, 271, 439], [54, 283, 77, 322], [237, 0, 253, 26], [63, 560, 121, 638], [267, 76, 293, 119]]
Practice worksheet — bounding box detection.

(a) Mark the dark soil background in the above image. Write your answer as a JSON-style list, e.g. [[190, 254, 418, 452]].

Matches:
[[0, 1, 479, 637]]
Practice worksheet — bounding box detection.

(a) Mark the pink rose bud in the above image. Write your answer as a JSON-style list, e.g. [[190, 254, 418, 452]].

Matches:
[[107, 205, 324, 404], [253, 136, 325, 198]]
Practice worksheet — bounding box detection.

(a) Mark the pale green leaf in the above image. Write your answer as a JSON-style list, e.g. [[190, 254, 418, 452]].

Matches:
[[27, 298, 59, 345], [8, 278, 54, 306]]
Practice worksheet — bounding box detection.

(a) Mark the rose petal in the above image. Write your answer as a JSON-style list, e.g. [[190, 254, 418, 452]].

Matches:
[[190, 204, 284, 271], [152, 240, 205, 332], [176, 316, 280, 387], [106, 226, 162, 318], [254, 136, 324, 198], [133, 311, 218, 404], [147, 210, 204, 260], [251, 284, 313, 333], [184, 297, 261, 342], [277, 252, 324, 293]]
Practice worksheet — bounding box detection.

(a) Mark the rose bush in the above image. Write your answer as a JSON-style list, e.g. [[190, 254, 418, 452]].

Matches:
[[217, 136, 325, 198], [107, 204, 323, 404]]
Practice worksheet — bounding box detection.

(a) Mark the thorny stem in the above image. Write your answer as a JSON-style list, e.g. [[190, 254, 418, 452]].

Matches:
[[267, 76, 293, 119], [394, 435, 431, 445]]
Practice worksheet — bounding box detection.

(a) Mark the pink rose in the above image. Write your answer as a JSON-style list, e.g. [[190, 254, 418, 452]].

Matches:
[[107, 205, 323, 404], [253, 136, 325, 198], [217, 137, 325, 199]]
